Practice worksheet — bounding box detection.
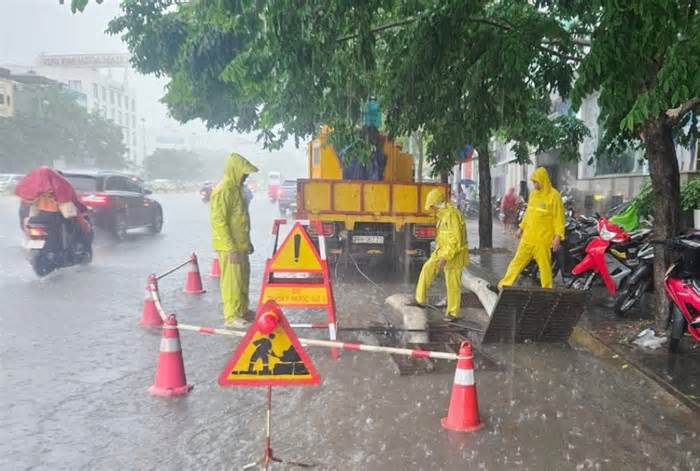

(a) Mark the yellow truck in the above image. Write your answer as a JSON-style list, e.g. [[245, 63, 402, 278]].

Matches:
[[296, 127, 448, 269]]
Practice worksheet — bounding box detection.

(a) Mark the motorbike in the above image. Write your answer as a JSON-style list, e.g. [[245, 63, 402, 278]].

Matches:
[[23, 210, 94, 277], [567, 217, 652, 303], [199, 185, 213, 203], [663, 235, 700, 353], [612, 241, 654, 315]]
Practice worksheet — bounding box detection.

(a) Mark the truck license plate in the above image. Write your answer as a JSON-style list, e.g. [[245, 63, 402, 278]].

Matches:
[[24, 239, 45, 249], [352, 235, 384, 244]]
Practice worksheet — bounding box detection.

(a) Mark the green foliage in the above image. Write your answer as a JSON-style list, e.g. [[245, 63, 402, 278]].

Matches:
[[681, 178, 700, 211], [99, 0, 589, 172], [572, 0, 700, 153], [0, 86, 126, 172], [144, 148, 202, 181], [69, 0, 102, 13], [633, 178, 700, 214], [632, 181, 654, 217], [325, 125, 374, 166]]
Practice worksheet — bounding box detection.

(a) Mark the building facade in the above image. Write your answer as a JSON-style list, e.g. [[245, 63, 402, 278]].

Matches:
[[0, 69, 14, 118], [492, 94, 700, 214], [12, 54, 145, 165]]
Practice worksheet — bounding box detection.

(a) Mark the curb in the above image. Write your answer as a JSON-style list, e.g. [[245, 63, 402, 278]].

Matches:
[[570, 326, 698, 413]]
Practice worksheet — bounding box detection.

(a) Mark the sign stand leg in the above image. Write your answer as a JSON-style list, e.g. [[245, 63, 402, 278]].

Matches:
[[243, 386, 313, 470]]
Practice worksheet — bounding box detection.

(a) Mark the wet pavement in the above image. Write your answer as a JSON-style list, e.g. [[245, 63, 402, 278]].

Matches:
[[0, 197, 698, 470]]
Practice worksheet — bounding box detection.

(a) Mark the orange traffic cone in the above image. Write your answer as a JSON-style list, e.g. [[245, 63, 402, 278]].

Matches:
[[183, 253, 206, 294], [139, 274, 163, 328], [441, 342, 483, 432], [149, 314, 193, 397], [210, 255, 221, 278]]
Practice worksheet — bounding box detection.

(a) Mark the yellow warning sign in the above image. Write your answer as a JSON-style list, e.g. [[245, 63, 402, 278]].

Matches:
[[270, 224, 322, 271], [218, 309, 320, 386], [262, 286, 329, 306]]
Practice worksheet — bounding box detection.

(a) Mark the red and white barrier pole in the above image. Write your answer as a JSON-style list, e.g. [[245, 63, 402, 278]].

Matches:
[[176, 322, 464, 361]]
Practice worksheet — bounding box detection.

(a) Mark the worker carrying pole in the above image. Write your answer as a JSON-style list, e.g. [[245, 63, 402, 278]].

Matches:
[[498, 167, 565, 289], [409, 188, 469, 321]]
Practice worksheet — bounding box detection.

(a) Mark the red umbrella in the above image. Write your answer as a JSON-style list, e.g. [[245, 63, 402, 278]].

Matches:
[[15, 166, 79, 204]]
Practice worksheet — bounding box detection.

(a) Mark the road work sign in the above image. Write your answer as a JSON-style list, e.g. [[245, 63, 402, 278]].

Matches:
[[259, 221, 338, 357], [261, 285, 329, 307], [269, 224, 322, 272], [219, 307, 320, 387]]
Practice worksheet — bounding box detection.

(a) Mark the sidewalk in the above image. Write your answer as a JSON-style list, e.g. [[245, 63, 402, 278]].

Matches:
[[466, 218, 700, 410]]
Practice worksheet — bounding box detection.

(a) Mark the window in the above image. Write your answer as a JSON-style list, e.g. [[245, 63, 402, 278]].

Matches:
[[131, 98, 135, 111], [124, 177, 143, 193], [105, 176, 129, 192], [132, 115, 136, 127], [0, 94, 4, 105], [68, 80, 82, 92], [110, 90, 115, 104], [101, 86, 106, 100], [93, 83, 99, 99], [64, 175, 99, 192], [118, 111, 123, 125]]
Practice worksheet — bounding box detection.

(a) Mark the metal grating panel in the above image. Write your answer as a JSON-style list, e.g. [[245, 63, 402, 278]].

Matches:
[[482, 287, 588, 343]]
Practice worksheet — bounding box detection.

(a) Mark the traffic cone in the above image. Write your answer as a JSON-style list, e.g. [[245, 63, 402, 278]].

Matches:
[[441, 342, 483, 432], [209, 255, 221, 278], [183, 253, 206, 294], [149, 314, 193, 397], [139, 274, 163, 327]]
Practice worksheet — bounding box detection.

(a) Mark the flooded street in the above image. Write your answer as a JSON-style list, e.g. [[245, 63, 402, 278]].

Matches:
[[0, 193, 698, 470]]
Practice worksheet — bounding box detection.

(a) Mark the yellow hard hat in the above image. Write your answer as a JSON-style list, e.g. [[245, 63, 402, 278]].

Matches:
[[425, 188, 445, 211]]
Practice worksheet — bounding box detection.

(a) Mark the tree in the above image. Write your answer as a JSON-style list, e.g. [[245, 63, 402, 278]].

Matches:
[[98, 0, 587, 248], [0, 85, 126, 171], [144, 148, 202, 181], [571, 0, 700, 328]]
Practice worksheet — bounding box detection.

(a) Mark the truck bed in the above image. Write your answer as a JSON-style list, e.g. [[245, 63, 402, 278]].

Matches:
[[296, 179, 448, 230]]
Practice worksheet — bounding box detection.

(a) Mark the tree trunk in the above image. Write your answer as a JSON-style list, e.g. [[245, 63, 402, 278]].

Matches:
[[644, 118, 681, 330], [478, 145, 493, 248]]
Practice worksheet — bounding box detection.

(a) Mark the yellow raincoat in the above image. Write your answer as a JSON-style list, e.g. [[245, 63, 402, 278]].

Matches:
[[498, 167, 565, 289], [415, 189, 469, 317], [210, 153, 259, 323]]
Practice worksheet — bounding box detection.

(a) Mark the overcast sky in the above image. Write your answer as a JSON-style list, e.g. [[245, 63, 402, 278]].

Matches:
[[0, 0, 307, 176]]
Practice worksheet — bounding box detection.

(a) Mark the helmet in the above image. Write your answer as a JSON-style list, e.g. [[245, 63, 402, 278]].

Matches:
[[425, 188, 446, 211]]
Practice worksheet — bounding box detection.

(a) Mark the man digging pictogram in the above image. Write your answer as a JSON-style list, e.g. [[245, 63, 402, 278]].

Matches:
[[247, 334, 279, 375]]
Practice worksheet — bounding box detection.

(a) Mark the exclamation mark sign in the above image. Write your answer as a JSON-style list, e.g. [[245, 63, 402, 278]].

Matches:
[[293, 234, 301, 263]]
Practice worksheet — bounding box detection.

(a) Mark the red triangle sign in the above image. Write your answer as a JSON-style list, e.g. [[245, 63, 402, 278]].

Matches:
[[270, 223, 323, 272], [218, 302, 321, 387]]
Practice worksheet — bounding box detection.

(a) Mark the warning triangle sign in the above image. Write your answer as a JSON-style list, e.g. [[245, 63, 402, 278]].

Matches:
[[270, 223, 322, 272], [218, 308, 321, 387]]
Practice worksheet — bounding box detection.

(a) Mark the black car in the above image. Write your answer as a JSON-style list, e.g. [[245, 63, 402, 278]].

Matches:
[[63, 171, 163, 240]]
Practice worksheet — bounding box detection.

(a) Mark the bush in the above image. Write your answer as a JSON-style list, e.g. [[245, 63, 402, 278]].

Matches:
[[681, 178, 700, 211], [632, 178, 700, 216]]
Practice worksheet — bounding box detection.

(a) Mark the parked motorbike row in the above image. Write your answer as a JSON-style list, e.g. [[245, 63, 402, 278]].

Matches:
[[517, 204, 700, 353]]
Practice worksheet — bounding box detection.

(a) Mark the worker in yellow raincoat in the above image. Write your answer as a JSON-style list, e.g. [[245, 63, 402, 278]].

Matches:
[[210, 153, 258, 328], [498, 167, 565, 289], [412, 188, 469, 321]]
